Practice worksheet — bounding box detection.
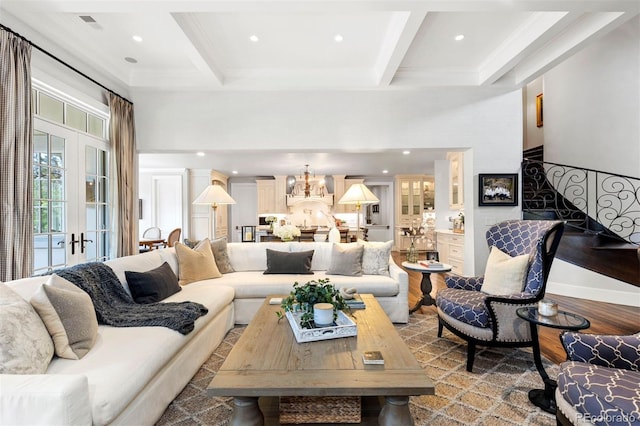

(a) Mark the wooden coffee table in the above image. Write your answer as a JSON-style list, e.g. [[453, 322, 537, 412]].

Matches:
[[208, 294, 434, 425]]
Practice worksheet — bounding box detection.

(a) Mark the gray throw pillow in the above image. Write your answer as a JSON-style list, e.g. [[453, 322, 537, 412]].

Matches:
[[210, 237, 235, 273], [125, 262, 181, 304], [326, 243, 364, 276], [30, 274, 98, 360], [264, 249, 314, 274]]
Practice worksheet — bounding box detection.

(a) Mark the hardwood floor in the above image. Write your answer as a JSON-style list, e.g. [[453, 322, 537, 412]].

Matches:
[[394, 251, 640, 364]]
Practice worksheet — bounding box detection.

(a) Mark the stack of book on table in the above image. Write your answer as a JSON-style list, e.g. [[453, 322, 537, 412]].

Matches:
[[345, 294, 366, 309], [420, 261, 443, 268]]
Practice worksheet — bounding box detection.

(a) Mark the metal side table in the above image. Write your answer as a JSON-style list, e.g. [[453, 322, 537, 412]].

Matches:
[[516, 306, 590, 414]]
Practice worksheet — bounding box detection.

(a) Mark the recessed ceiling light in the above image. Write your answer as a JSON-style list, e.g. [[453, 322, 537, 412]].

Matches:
[[132, 35, 143, 43], [249, 35, 259, 42], [402, 150, 410, 155], [124, 57, 138, 64], [455, 34, 465, 41], [382, 169, 389, 174], [196, 152, 205, 157], [334, 34, 344, 43], [232, 170, 239, 175]]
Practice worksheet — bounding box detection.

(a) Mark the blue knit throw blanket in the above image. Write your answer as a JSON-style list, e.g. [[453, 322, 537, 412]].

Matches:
[[54, 262, 208, 335]]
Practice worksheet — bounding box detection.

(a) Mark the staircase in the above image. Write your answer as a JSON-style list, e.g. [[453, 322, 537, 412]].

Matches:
[[522, 148, 640, 286]]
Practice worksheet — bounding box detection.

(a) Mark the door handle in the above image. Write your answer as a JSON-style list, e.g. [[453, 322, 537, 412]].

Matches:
[[80, 232, 93, 254], [70, 233, 79, 255]]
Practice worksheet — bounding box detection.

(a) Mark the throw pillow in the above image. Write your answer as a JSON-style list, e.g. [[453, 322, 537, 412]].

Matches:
[[175, 238, 222, 285], [125, 262, 181, 304], [326, 243, 364, 276], [0, 283, 54, 373], [481, 246, 530, 295], [210, 237, 235, 274], [360, 240, 393, 276], [264, 249, 314, 275], [30, 274, 99, 360]]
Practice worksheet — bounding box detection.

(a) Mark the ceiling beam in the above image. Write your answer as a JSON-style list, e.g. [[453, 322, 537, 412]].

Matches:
[[478, 11, 577, 86], [512, 11, 631, 86], [374, 10, 427, 87]]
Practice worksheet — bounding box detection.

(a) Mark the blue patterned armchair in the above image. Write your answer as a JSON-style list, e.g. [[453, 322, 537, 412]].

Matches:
[[436, 220, 565, 372], [556, 332, 640, 426]]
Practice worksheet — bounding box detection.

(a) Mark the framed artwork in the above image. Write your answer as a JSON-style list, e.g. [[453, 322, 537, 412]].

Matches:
[[426, 251, 440, 262], [479, 174, 518, 206], [536, 93, 543, 127]]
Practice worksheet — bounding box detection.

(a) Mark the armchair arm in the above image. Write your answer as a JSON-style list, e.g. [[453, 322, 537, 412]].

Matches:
[[560, 331, 640, 371], [445, 275, 483, 291], [0, 374, 92, 425]]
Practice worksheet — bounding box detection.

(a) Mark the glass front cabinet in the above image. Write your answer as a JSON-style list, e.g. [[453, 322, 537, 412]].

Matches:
[[395, 175, 435, 252]]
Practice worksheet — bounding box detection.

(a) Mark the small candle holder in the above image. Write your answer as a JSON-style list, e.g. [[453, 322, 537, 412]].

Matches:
[[538, 299, 558, 316], [313, 303, 334, 327]]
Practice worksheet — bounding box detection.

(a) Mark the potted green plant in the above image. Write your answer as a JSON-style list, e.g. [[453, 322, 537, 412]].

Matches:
[[276, 278, 348, 329]]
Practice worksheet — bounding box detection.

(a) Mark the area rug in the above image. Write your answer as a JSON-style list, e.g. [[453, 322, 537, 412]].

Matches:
[[156, 311, 558, 425]]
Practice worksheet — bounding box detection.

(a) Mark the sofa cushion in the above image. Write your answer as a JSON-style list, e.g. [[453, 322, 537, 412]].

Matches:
[[175, 239, 221, 285], [105, 250, 164, 296], [225, 271, 399, 299], [125, 262, 181, 304], [30, 274, 98, 360], [0, 283, 54, 374], [227, 242, 293, 271], [290, 242, 332, 270], [264, 249, 314, 275], [557, 361, 640, 422], [360, 240, 393, 276], [327, 243, 364, 276], [480, 246, 530, 295], [211, 237, 235, 274]]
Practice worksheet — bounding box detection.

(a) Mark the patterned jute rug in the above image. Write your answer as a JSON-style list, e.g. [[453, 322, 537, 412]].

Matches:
[[156, 311, 558, 425]]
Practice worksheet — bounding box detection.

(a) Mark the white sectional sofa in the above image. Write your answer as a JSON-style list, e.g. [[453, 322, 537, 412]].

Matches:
[[0, 240, 408, 425]]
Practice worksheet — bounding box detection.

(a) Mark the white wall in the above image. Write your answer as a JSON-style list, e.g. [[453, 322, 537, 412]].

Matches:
[[133, 88, 524, 275], [524, 77, 544, 151], [543, 16, 640, 177]]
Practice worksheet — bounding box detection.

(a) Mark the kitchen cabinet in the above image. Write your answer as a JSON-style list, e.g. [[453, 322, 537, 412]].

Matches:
[[394, 175, 436, 251], [256, 180, 276, 214], [436, 230, 464, 275], [447, 152, 464, 210]]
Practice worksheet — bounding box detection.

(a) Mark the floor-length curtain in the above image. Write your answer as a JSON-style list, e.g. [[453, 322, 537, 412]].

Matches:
[[0, 29, 33, 281], [109, 93, 138, 257]]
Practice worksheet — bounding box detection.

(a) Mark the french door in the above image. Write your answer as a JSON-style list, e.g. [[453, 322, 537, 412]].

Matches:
[[33, 118, 110, 274]]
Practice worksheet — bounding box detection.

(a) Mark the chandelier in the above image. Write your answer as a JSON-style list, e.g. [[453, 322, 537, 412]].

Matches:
[[289, 164, 325, 198]]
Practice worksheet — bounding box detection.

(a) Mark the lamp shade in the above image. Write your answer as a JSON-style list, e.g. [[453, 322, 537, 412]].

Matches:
[[193, 184, 236, 206], [338, 183, 379, 205]]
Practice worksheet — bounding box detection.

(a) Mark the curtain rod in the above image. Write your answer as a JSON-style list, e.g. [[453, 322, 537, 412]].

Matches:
[[1, 23, 132, 105]]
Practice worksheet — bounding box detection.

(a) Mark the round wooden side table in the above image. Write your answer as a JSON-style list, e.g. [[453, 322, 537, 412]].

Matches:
[[402, 261, 452, 314]]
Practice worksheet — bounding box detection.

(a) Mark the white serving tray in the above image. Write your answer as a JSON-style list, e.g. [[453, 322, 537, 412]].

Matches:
[[286, 310, 357, 343]]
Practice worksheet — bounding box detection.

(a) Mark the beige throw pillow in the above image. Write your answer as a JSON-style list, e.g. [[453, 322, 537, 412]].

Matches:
[[0, 283, 54, 373], [481, 246, 530, 295], [31, 274, 99, 360], [175, 238, 222, 285]]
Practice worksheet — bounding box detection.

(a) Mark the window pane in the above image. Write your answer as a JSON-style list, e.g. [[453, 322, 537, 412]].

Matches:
[[50, 136, 65, 167], [39, 93, 64, 123], [32, 89, 37, 114], [98, 177, 107, 203], [88, 115, 104, 138], [86, 177, 96, 202], [33, 131, 48, 164], [86, 204, 97, 230], [33, 235, 49, 270], [85, 146, 97, 175], [66, 104, 87, 132], [98, 149, 107, 175], [51, 234, 66, 267], [51, 172, 64, 200], [50, 202, 64, 232], [36, 167, 49, 198], [99, 204, 108, 229], [85, 231, 97, 260]]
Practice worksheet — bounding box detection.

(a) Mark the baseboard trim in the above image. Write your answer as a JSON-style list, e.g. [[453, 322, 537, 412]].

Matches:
[[547, 260, 640, 307]]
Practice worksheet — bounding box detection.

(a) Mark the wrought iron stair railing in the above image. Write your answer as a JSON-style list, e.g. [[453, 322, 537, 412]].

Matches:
[[522, 159, 640, 246]]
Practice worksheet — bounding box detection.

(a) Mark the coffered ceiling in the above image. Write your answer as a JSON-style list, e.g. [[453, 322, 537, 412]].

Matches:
[[1, 1, 637, 177], [2, 0, 637, 91]]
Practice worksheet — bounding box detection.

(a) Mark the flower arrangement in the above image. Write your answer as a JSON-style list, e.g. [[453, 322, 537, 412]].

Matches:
[[265, 216, 278, 225], [276, 279, 348, 329], [402, 219, 426, 263], [273, 224, 301, 241]]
